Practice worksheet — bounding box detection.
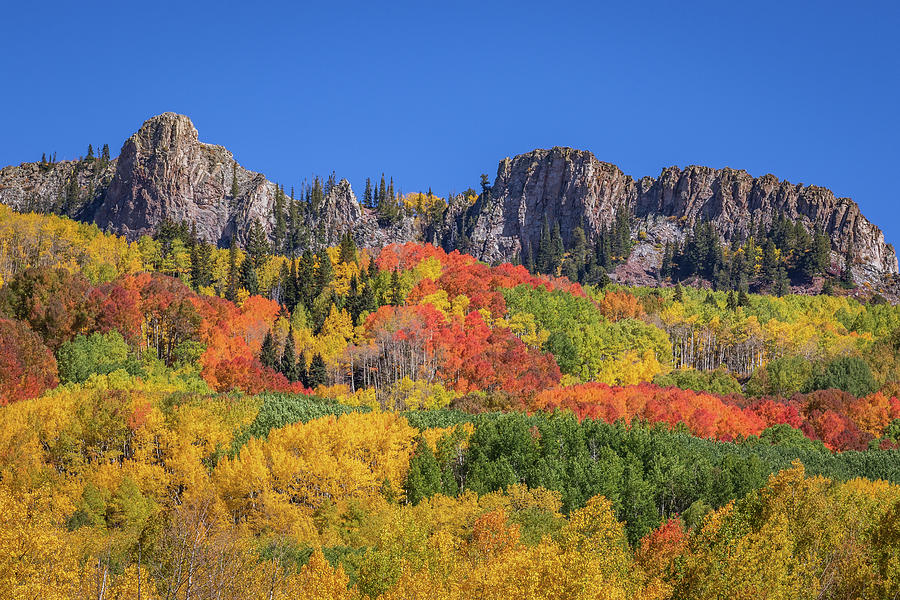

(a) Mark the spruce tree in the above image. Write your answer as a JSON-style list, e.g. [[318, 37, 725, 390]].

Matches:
[[190, 241, 214, 290], [86, 144, 94, 160], [363, 177, 373, 209], [338, 231, 358, 264], [404, 436, 442, 504], [315, 251, 334, 296], [308, 353, 328, 388], [390, 270, 402, 305], [726, 290, 738, 311], [296, 350, 309, 387], [280, 332, 297, 381], [101, 144, 110, 163], [225, 237, 239, 302], [273, 185, 286, 251], [260, 330, 278, 369], [674, 283, 684, 303], [239, 257, 258, 296], [247, 219, 270, 266]]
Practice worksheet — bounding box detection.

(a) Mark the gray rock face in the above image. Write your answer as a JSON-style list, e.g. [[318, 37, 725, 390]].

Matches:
[[94, 112, 278, 245], [0, 157, 115, 219], [0, 116, 895, 287], [469, 147, 898, 277]]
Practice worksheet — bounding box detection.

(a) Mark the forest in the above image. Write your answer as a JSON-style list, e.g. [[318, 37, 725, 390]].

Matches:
[[1, 204, 900, 598]]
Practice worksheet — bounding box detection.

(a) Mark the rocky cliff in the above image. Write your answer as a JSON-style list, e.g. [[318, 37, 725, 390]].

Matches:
[[467, 147, 898, 281], [0, 115, 895, 287]]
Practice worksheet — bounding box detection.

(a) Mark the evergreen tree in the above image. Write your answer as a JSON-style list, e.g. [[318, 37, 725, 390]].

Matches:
[[338, 231, 358, 264], [225, 236, 239, 302], [726, 290, 738, 311], [674, 283, 684, 303], [536, 217, 552, 274], [296, 350, 309, 388], [821, 278, 834, 296], [279, 260, 296, 310], [315, 251, 334, 296], [280, 331, 297, 381], [363, 177, 373, 209], [549, 222, 564, 274], [737, 289, 750, 307], [230, 162, 240, 207], [260, 330, 278, 370], [389, 269, 403, 305], [239, 257, 259, 296], [774, 266, 790, 297], [190, 241, 214, 290], [100, 144, 110, 163], [86, 144, 94, 160], [297, 251, 316, 309], [840, 247, 855, 287], [308, 353, 328, 388], [404, 436, 443, 504], [246, 219, 270, 266], [273, 185, 286, 251]]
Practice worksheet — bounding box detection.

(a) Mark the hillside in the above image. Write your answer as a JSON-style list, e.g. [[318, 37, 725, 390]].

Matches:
[[1, 113, 895, 295], [3, 206, 900, 596]]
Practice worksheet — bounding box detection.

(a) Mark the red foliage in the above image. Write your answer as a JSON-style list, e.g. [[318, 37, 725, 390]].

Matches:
[[434, 311, 561, 395], [533, 382, 766, 441], [0, 317, 59, 404]]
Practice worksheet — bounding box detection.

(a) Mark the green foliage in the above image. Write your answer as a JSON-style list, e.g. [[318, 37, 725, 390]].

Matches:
[[810, 355, 878, 397], [653, 367, 742, 395], [57, 331, 139, 383], [407, 411, 900, 543], [233, 393, 370, 451]]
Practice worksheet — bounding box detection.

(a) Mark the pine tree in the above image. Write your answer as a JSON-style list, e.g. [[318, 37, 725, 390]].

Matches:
[[297, 251, 316, 309], [363, 177, 373, 209], [536, 217, 552, 274], [230, 162, 240, 206], [296, 350, 309, 387], [308, 353, 328, 388], [86, 144, 94, 160], [280, 331, 297, 381], [774, 266, 790, 297], [239, 257, 259, 296], [840, 247, 854, 287], [190, 241, 214, 290], [225, 236, 239, 302], [549, 222, 564, 274], [390, 269, 402, 305], [338, 231, 358, 264], [726, 290, 738, 311], [404, 436, 442, 503], [273, 185, 286, 251], [674, 283, 684, 303], [246, 219, 270, 266], [280, 260, 296, 310], [821, 278, 834, 296], [315, 251, 334, 295], [260, 330, 278, 369], [738, 288, 750, 307], [100, 144, 110, 163]]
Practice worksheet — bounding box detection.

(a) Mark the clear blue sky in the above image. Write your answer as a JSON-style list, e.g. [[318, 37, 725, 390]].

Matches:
[[2, 1, 898, 244]]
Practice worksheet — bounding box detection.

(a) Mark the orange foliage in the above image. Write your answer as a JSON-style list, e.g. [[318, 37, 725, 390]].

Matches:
[[533, 383, 766, 441], [599, 291, 645, 322]]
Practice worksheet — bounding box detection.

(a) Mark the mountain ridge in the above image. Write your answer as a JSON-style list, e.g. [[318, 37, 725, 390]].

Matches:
[[0, 113, 895, 289]]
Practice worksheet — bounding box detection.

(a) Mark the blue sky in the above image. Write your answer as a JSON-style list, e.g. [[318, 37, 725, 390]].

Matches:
[[2, 1, 898, 244]]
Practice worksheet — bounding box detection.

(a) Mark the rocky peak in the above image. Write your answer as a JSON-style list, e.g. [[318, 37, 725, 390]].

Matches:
[[469, 147, 898, 279], [93, 113, 279, 245]]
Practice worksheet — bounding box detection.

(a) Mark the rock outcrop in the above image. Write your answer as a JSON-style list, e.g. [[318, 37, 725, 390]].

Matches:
[[0, 115, 895, 287], [467, 147, 898, 279]]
